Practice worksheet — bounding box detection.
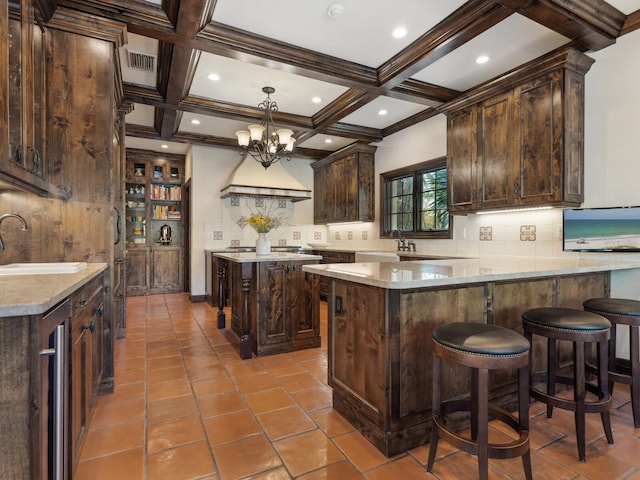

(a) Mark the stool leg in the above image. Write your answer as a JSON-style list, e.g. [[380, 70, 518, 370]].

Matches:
[[471, 368, 479, 441], [597, 338, 614, 444], [519, 364, 533, 480], [574, 340, 587, 462], [477, 368, 489, 480], [427, 353, 441, 473], [630, 325, 640, 428], [608, 323, 618, 395], [547, 337, 557, 418]]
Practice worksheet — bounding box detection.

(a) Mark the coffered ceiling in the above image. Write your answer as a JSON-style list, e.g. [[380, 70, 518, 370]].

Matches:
[[47, 0, 640, 158]]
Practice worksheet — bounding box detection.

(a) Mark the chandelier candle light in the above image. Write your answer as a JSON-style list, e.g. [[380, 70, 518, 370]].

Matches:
[[235, 86, 295, 169]]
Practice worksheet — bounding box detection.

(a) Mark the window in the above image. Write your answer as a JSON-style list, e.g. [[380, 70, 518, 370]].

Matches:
[[380, 156, 452, 239]]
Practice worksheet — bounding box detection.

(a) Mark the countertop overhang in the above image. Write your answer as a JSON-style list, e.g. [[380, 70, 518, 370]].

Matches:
[[0, 263, 108, 316], [301, 256, 640, 289], [211, 251, 322, 263]]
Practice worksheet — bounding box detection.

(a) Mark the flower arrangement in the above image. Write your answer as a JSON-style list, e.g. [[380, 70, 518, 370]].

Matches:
[[248, 213, 281, 233]]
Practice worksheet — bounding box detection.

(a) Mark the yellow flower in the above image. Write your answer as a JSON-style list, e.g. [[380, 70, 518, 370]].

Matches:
[[248, 214, 281, 233]]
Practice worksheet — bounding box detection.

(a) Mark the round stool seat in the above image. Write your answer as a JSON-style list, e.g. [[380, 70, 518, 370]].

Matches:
[[433, 322, 530, 356], [523, 307, 611, 331], [584, 298, 640, 321]]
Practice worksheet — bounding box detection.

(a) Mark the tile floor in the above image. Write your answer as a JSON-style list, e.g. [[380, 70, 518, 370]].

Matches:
[[74, 293, 640, 480]]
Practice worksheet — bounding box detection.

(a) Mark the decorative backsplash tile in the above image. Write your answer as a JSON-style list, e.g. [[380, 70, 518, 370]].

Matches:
[[213, 231, 223, 240], [335, 231, 341, 240], [520, 225, 536, 241], [362, 231, 368, 240], [230, 196, 240, 207], [278, 199, 287, 208], [347, 231, 353, 240], [278, 239, 286, 246], [230, 239, 239, 247], [293, 231, 301, 240], [254, 198, 265, 208], [237, 217, 248, 229], [314, 231, 322, 240], [479, 226, 492, 241]]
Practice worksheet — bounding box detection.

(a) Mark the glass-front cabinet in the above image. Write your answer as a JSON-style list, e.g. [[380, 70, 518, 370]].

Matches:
[[124, 149, 185, 295]]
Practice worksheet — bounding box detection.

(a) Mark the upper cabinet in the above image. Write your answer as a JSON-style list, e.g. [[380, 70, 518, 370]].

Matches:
[[312, 143, 376, 224], [0, 0, 48, 194], [443, 47, 594, 214]]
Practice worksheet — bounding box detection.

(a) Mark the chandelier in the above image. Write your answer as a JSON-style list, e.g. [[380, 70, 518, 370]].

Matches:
[[235, 86, 295, 169]]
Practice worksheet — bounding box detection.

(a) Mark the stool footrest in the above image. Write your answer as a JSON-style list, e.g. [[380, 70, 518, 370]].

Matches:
[[433, 400, 530, 460], [530, 373, 612, 414]]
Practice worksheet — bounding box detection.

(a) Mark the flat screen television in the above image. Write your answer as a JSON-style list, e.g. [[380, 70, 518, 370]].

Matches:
[[563, 206, 640, 252]]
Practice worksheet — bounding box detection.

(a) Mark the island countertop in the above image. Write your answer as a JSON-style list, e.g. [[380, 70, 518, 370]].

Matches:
[[0, 263, 108, 316], [301, 255, 640, 290], [210, 251, 322, 263]]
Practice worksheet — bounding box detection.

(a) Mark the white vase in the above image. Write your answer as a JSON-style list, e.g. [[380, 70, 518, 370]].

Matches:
[[256, 232, 271, 255]]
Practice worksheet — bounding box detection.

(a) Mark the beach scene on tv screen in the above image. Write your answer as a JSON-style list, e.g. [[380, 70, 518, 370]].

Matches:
[[564, 208, 640, 251]]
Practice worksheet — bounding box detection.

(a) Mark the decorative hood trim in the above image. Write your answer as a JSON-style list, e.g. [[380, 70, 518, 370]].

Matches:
[[220, 156, 311, 202]]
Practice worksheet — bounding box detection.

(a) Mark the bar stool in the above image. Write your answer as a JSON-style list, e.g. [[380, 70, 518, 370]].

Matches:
[[427, 322, 532, 480], [522, 307, 613, 462], [583, 298, 640, 428]]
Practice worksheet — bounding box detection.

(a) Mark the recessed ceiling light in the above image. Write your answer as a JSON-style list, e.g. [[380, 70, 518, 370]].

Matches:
[[191, 119, 200, 125], [378, 109, 388, 116], [327, 3, 344, 18], [312, 96, 322, 104], [160, 144, 168, 149], [324, 138, 332, 144], [207, 73, 220, 81], [475, 55, 490, 64], [392, 27, 407, 39]]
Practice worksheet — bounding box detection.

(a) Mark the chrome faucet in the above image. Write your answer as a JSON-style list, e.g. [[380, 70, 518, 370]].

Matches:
[[0, 213, 29, 254], [391, 229, 416, 252]]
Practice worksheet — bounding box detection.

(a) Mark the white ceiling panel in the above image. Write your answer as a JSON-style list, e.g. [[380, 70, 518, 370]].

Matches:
[[340, 96, 430, 129], [189, 52, 349, 116], [212, 0, 469, 68], [125, 137, 190, 155], [126, 103, 155, 127], [411, 15, 569, 92], [297, 134, 355, 151], [119, 33, 159, 88], [607, 0, 640, 13], [178, 112, 256, 138]]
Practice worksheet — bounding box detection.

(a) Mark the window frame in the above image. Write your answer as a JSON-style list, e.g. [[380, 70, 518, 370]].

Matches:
[[380, 156, 453, 240]]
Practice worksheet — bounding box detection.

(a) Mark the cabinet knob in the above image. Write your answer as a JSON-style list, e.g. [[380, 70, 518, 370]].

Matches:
[[83, 320, 95, 332], [514, 180, 520, 196]]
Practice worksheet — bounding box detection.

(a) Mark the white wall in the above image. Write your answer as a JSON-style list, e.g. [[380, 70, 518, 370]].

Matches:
[[189, 29, 640, 299]]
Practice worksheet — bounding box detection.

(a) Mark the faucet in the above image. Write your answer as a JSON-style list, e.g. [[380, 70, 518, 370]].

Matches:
[[0, 213, 29, 254], [391, 229, 416, 252]]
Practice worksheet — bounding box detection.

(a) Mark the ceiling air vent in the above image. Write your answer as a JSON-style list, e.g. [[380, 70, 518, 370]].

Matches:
[[126, 49, 156, 73]]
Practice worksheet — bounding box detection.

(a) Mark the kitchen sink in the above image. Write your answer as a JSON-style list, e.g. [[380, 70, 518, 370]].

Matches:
[[0, 262, 88, 275], [355, 251, 400, 262]]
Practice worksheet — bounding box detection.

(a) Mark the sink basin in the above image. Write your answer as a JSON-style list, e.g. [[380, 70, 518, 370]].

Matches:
[[0, 262, 88, 275]]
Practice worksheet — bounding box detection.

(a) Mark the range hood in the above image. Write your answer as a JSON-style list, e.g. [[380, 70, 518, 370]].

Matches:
[[220, 156, 311, 202]]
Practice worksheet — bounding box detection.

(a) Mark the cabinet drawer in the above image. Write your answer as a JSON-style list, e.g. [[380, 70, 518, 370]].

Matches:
[[71, 276, 104, 325]]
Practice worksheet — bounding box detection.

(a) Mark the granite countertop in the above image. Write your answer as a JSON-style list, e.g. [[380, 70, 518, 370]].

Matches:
[[301, 256, 640, 290], [0, 263, 108, 317], [211, 251, 322, 263]]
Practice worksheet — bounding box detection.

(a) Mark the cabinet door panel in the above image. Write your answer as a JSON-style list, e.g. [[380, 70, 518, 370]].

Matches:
[[447, 108, 477, 211], [125, 249, 149, 295], [151, 247, 183, 290], [478, 93, 512, 209], [258, 263, 289, 346]]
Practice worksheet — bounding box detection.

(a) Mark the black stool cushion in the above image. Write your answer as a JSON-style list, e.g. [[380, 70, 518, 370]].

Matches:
[[432, 322, 530, 356], [523, 307, 610, 330], [584, 298, 640, 318]]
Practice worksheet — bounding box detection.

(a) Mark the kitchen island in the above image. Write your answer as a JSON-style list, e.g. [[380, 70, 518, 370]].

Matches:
[[211, 251, 322, 359], [302, 256, 640, 456]]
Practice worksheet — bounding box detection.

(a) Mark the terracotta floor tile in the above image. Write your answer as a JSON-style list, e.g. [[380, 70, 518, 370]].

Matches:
[[79, 419, 145, 460], [74, 447, 144, 480], [114, 362, 145, 385], [292, 385, 333, 412], [428, 450, 512, 479], [192, 376, 236, 397], [147, 378, 192, 402], [264, 360, 307, 377], [89, 397, 145, 428], [183, 353, 220, 369], [365, 455, 430, 480], [147, 364, 187, 384], [278, 372, 323, 393], [147, 394, 198, 424], [248, 467, 293, 480], [236, 372, 280, 394], [273, 429, 345, 477], [288, 347, 325, 363], [146, 355, 183, 371], [186, 363, 229, 382], [308, 408, 355, 438], [198, 391, 248, 418], [245, 387, 295, 415], [257, 405, 317, 441], [147, 414, 205, 453], [224, 359, 268, 377], [147, 441, 216, 479], [297, 461, 364, 479], [257, 352, 293, 366], [213, 434, 281, 479], [203, 409, 262, 445], [408, 438, 458, 465], [332, 430, 393, 472]]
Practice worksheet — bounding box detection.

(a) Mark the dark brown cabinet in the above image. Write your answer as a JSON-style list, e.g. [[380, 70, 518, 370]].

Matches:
[[313, 250, 355, 298], [445, 48, 594, 214], [125, 149, 185, 296], [70, 275, 104, 473], [1, 0, 48, 194], [312, 143, 376, 224]]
